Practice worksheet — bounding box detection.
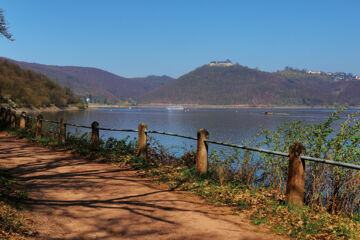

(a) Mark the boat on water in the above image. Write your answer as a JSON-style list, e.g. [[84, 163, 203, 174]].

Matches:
[[166, 105, 184, 111]]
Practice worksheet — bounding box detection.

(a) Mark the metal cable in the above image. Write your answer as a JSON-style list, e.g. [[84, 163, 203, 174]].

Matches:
[[205, 139, 360, 170], [145, 130, 198, 141], [98, 127, 138, 132], [65, 123, 92, 129], [301, 156, 360, 170], [205, 139, 289, 157]]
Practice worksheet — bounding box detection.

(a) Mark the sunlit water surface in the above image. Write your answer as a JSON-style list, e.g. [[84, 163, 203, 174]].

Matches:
[[41, 108, 359, 155]]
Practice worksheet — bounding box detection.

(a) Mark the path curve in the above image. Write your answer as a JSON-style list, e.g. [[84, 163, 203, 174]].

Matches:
[[0, 133, 287, 240]]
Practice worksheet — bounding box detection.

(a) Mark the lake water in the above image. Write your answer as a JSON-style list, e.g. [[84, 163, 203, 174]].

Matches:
[[40, 108, 359, 156]]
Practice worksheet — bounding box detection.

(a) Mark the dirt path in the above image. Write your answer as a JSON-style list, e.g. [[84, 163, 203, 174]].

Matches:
[[0, 133, 287, 240]]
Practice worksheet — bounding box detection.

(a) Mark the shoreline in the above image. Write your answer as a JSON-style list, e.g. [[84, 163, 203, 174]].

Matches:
[[0, 105, 81, 114], [8, 104, 358, 113], [89, 103, 360, 110]]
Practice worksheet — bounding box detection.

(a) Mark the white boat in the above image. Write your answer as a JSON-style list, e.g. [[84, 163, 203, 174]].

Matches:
[[166, 105, 184, 111]]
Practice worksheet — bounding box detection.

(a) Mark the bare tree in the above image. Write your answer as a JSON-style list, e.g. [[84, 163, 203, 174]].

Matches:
[[0, 9, 14, 41]]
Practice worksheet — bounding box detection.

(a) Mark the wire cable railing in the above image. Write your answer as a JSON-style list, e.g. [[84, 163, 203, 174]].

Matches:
[[2, 109, 359, 171], [145, 130, 198, 141], [65, 122, 92, 129], [205, 139, 289, 157]]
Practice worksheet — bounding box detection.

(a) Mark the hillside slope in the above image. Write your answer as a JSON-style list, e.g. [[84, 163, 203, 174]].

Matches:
[[7, 58, 173, 104], [139, 64, 360, 106], [0, 59, 80, 107]]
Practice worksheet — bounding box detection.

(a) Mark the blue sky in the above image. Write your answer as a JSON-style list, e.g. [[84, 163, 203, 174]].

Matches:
[[1, 0, 359, 78]]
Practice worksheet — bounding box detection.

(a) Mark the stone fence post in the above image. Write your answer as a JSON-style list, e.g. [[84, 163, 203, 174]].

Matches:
[[59, 117, 67, 144], [91, 121, 100, 150], [286, 142, 306, 206], [35, 115, 43, 138], [196, 128, 209, 174], [19, 112, 26, 129], [10, 111, 16, 128], [137, 123, 148, 159]]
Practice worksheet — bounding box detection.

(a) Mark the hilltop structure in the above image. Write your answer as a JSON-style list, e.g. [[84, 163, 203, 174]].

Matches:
[[209, 59, 233, 67], [304, 68, 360, 81]]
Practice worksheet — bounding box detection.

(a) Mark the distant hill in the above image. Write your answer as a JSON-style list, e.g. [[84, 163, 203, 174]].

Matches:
[[6, 58, 173, 104], [139, 64, 360, 106], [0, 59, 80, 108]]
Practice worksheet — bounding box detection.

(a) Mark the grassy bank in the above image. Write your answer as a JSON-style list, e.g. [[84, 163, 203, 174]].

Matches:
[[1, 110, 360, 239]]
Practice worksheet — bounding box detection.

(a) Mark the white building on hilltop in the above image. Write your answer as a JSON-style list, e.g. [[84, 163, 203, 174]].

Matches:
[[305, 70, 321, 74], [209, 59, 233, 67]]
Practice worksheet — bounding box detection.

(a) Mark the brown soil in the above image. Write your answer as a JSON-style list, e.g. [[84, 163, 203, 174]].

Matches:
[[0, 133, 287, 240]]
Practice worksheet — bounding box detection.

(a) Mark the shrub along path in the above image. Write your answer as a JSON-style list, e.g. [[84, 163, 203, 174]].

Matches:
[[0, 133, 287, 240]]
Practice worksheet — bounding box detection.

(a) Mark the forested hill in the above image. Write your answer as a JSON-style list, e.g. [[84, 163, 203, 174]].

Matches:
[[139, 64, 360, 106], [0, 59, 81, 108], [7, 58, 173, 104]]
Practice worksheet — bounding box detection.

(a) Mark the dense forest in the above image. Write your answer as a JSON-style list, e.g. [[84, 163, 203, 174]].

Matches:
[[139, 64, 360, 106], [8, 58, 173, 104], [0, 59, 81, 108]]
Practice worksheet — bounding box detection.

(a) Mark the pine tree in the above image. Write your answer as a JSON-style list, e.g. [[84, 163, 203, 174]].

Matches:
[[0, 9, 14, 41]]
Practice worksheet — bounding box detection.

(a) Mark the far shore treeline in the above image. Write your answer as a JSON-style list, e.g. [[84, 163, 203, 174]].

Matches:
[[0, 59, 82, 108], [140, 65, 360, 106]]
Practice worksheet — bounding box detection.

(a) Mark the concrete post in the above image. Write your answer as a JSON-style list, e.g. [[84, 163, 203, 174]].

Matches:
[[59, 117, 67, 144], [286, 142, 306, 206], [35, 115, 43, 138], [19, 112, 26, 129], [91, 121, 100, 150], [196, 128, 209, 174], [10, 111, 16, 128], [137, 123, 148, 159]]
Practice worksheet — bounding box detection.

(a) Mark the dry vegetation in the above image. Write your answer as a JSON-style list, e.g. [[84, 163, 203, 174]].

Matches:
[[0, 167, 36, 239]]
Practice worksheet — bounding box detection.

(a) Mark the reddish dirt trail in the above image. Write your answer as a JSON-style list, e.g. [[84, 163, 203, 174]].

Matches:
[[0, 133, 287, 240]]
